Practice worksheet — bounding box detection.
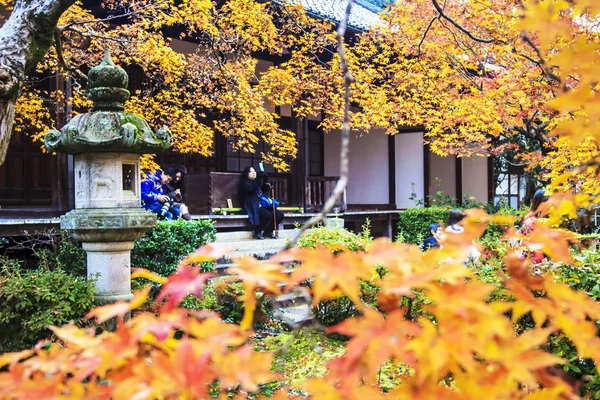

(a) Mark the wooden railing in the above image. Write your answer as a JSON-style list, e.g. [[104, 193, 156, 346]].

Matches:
[[267, 176, 288, 205], [305, 176, 346, 212]]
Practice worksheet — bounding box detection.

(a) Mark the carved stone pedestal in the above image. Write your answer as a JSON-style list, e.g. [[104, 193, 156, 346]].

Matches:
[[82, 241, 135, 304], [61, 207, 156, 304]]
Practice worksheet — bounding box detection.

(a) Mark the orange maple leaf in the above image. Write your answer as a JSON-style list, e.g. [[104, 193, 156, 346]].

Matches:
[[156, 265, 214, 312], [212, 345, 278, 392], [226, 256, 289, 330], [285, 247, 374, 307], [327, 309, 421, 381], [85, 286, 151, 323]]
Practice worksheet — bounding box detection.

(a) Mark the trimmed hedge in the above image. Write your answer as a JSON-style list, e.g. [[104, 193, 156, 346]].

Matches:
[[131, 219, 216, 277], [0, 257, 95, 352], [396, 206, 523, 245], [396, 207, 451, 245]]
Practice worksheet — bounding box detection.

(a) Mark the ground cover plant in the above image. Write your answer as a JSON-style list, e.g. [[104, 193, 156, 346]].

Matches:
[[0, 257, 95, 353]]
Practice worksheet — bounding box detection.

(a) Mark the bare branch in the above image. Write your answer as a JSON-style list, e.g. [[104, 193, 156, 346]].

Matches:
[[287, 0, 354, 248], [416, 14, 440, 57], [63, 26, 135, 45], [521, 33, 562, 86], [431, 0, 496, 43]]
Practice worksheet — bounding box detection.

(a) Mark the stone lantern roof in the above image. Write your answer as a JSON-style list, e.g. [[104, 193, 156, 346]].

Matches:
[[44, 49, 172, 154]]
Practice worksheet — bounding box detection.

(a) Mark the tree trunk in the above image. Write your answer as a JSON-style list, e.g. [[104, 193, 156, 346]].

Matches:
[[0, 0, 75, 165]]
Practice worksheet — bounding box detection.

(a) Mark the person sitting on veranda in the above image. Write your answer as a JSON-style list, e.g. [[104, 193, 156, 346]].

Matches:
[[257, 182, 285, 239], [163, 165, 191, 221], [168, 165, 187, 202], [141, 167, 179, 220], [240, 165, 267, 239], [421, 223, 442, 251]]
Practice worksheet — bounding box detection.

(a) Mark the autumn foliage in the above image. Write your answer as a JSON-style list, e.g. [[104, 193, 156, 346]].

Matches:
[[2, 0, 600, 398], [0, 209, 598, 398], [11, 0, 598, 177]]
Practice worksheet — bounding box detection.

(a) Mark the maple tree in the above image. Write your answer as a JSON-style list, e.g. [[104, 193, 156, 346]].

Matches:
[[1, 0, 597, 188], [1, 1, 600, 396]]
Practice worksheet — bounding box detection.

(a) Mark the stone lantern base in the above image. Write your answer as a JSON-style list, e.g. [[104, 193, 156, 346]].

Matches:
[[61, 208, 156, 304]]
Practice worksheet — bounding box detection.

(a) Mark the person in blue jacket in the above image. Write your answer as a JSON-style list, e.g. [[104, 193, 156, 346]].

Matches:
[[141, 167, 177, 219], [421, 223, 442, 251]]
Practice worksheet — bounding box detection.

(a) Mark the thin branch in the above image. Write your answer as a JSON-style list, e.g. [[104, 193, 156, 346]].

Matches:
[[63, 26, 135, 45], [521, 33, 562, 85], [416, 14, 440, 58], [54, 29, 88, 81], [59, 0, 170, 30], [287, 0, 354, 248], [431, 0, 496, 43]]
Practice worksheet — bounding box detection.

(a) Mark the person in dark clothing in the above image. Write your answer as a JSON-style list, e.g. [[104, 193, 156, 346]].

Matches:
[[170, 165, 187, 202], [422, 223, 442, 251], [240, 166, 266, 239], [258, 183, 284, 239], [163, 165, 191, 220]]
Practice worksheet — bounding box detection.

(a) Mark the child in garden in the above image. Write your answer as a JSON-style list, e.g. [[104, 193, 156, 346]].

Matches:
[[421, 223, 442, 250]]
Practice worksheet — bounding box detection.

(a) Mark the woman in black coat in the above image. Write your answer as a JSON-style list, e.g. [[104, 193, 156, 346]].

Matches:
[[240, 166, 266, 239]]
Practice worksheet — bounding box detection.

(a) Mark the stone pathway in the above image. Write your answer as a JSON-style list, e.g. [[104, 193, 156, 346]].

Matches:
[[213, 230, 314, 327]]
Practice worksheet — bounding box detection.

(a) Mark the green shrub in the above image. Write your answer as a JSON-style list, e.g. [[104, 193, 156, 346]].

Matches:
[[54, 233, 87, 276], [311, 280, 380, 327], [396, 207, 451, 245], [211, 276, 246, 323], [295, 223, 380, 326], [131, 219, 216, 277], [396, 206, 523, 245], [0, 257, 95, 352], [296, 221, 372, 253]]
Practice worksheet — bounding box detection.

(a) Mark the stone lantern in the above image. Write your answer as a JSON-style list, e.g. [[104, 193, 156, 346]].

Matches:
[[44, 50, 172, 304]]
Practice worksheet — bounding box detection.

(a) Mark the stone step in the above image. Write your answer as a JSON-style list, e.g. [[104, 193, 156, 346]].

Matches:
[[273, 304, 314, 328], [218, 238, 288, 253], [273, 288, 310, 308], [215, 229, 305, 242], [215, 261, 295, 276], [214, 238, 290, 264]]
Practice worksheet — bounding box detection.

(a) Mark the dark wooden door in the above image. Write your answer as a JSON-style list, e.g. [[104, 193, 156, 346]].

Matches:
[[0, 130, 54, 206]]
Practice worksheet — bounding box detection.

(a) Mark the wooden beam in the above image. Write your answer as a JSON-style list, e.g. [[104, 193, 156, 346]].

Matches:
[[388, 134, 396, 206], [423, 143, 431, 207], [487, 155, 494, 205], [455, 156, 463, 205]]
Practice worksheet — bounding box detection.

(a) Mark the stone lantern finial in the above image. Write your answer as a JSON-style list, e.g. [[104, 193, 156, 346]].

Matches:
[[43, 50, 172, 154], [87, 48, 130, 111]]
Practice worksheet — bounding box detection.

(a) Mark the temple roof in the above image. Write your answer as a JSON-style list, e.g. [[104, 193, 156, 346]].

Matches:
[[290, 0, 394, 31]]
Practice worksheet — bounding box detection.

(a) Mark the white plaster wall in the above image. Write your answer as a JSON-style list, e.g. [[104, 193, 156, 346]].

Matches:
[[429, 153, 456, 199], [395, 132, 424, 209], [461, 156, 489, 203], [324, 129, 389, 204]]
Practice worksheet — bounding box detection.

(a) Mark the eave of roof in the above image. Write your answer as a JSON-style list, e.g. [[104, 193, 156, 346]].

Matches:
[[286, 0, 384, 31]]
